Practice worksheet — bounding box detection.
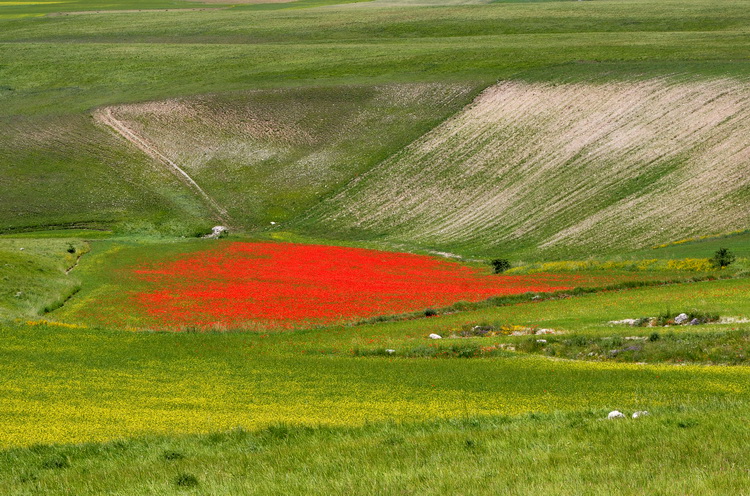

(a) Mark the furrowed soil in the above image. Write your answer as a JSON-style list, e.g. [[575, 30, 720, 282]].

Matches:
[[304, 79, 750, 258]]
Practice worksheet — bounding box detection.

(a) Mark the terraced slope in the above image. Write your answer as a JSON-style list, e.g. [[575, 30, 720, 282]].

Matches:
[[102, 83, 477, 228], [305, 79, 750, 257]]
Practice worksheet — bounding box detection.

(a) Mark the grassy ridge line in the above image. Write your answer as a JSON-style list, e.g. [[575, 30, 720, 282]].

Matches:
[[2, 31, 749, 116], [4, 0, 749, 43], [1, 404, 749, 494]]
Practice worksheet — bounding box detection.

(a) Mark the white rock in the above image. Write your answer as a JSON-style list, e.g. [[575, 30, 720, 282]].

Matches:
[[429, 333, 442, 340], [19, 247, 24, 251], [632, 410, 649, 419], [536, 339, 547, 344], [270, 221, 276, 225], [607, 410, 626, 419], [674, 313, 689, 324], [385, 349, 395, 354]]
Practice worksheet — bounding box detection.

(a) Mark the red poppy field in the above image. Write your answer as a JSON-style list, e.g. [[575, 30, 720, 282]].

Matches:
[[113, 242, 586, 330]]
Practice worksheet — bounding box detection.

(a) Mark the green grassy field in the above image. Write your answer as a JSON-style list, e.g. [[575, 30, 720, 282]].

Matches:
[[2, 0, 750, 493], [1, 274, 750, 492]]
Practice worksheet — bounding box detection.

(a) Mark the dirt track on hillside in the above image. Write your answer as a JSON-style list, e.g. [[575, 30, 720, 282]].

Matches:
[[94, 108, 230, 224]]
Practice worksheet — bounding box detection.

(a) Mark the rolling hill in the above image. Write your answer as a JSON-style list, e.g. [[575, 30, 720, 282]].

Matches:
[[302, 78, 750, 258]]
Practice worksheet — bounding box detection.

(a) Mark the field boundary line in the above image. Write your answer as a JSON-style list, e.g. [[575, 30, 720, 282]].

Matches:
[[94, 108, 230, 225]]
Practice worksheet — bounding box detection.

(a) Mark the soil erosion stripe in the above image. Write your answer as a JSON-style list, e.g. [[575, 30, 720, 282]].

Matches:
[[94, 108, 230, 224]]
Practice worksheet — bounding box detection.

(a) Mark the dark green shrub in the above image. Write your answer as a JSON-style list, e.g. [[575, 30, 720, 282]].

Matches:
[[649, 332, 661, 342], [424, 308, 437, 317], [491, 258, 511, 274], [710, 247, 736, 268], [175, 473, 199, 488]]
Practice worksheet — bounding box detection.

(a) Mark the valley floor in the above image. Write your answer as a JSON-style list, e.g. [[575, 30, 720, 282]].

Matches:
[[1, 235, 749, 493]]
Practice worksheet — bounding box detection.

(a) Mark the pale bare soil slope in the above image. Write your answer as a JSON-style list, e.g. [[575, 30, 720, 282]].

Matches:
[[104, 83, 477, 228], [306, 79, 750, 257]]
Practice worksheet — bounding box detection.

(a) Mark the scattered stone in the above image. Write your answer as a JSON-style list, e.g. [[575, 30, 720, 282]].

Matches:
[[429, 333, 442, 340], [624, 336, 647, 341], [674, 313, 689, 325], [721, 317, 750, 324], [610, 318, 639, 326], [471, 325, 491, 336], [19, 247, 24, 251], [536, 339, 547, 344], [385, 349, 395, 354], [535, 328, 556, 335], [689, 318, 700, 326], [14, 291, 22, 298], [607, 410, 626, 420], [531, 295, 541, 301], [270, 221, 276, 225], [632, 411, 649, 419], [203, 226, 228, 239]]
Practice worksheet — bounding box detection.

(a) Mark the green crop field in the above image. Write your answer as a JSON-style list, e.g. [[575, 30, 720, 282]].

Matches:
[[1, 0, 749, 493]]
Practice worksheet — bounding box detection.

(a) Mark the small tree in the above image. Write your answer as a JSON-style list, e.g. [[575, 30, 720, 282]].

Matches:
[[490, 258, 511, 274], [710, 247, 735, 269]]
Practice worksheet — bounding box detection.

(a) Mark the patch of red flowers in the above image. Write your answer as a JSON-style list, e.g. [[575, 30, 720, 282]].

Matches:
[[131, 242, 578, 329]]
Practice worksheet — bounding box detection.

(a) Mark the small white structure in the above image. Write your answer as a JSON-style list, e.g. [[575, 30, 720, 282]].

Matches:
[[429, 333, 442, 340], [607, 410, 626, 419], [203, 226, 228, 239], [632, 411, 649, 419]]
